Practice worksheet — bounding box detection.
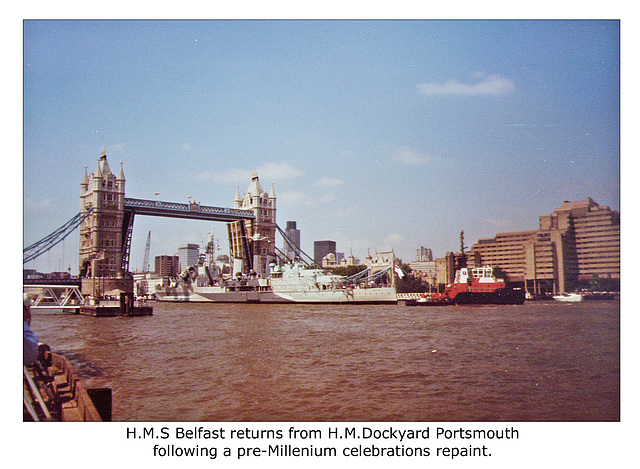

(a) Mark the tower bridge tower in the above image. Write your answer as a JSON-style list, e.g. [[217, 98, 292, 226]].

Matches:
[[232, 171, 277, 277], [75, 149, 257, 308], [79, 149, 126, 278]]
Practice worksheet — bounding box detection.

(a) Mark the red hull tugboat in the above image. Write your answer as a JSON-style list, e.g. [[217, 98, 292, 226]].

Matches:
[[432, 266, 525, 305], [407, 266, 525, 306], [406, 230, 525, 306]]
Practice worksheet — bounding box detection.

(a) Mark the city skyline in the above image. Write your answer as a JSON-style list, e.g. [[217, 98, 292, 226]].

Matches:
[[23, 20, 620, 274]]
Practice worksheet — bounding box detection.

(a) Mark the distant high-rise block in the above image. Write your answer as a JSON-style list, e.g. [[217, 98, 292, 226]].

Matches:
[[176, 244, 200, 272], [314, 240, 336, 266], [415, 246, 433, 262], [284, 221, 301, 260], [155, 255, 179, 276]]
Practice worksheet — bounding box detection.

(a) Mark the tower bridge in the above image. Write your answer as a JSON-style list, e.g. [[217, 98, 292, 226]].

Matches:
[[25, 149, 280, 313], [77, 150, 274, 292]]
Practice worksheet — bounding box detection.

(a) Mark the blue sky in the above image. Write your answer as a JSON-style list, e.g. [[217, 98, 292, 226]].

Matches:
[[22, 20, 620, 273]]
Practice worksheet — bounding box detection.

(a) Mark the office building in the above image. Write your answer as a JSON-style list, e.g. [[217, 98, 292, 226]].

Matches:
[[176, 244, 200, 272], [155, 255, 179, 276], [284, 221, 301, 260], [409, 247, 436, 286], [435, 253, 456, 288], [314, 240, 336, 266], [415, 246, 433, 262], [468, 198, 619, 294]]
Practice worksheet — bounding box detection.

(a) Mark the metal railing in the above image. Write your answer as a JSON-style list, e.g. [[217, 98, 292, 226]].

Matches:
[[24, 284, 85, 309]]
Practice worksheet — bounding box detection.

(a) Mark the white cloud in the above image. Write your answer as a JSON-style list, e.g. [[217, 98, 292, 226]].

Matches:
[[258, 162, 305, 181], [384, 232, 406, 246], [417, 73, 515, 97], [278, 191, 335, 207], [392, 147, 433, 165], [109, 142, 126, 152], [101, 142, 126, 157], [24, 198, 52, 210], [198, 162, 304, 185], [314, 177, 343, 188], [198, 167, 252, 184]]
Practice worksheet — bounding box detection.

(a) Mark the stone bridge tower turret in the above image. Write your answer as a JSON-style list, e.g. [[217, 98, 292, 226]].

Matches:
[[233, 171, 277, 277], [79, 149, 133, 301]]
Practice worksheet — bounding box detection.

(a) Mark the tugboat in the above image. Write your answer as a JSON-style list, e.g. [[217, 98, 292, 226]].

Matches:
[[406, 230, 525, 306], [430, 265, 526, 305]]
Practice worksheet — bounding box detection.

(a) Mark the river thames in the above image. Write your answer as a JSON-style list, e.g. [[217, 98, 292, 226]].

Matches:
[[30, 300, 619, 422]]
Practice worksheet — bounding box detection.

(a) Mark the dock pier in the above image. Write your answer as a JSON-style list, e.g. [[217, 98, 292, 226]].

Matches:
[[24, 280, 153, 317]]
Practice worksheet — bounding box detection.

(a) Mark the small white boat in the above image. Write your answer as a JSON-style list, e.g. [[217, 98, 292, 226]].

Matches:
[[553, 292, 584, 302]]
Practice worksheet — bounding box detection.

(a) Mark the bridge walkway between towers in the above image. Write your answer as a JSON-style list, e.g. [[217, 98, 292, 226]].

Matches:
[[123, 198, 254, 222]]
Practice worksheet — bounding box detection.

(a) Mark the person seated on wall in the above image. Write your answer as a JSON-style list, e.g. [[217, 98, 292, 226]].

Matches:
[[23, 294, 39, 366]]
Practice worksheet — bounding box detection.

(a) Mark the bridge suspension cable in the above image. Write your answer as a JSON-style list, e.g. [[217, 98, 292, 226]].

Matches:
[[272, 245, 290, 264], [275, 224, 317, 268], [23, 208, 93, 264]]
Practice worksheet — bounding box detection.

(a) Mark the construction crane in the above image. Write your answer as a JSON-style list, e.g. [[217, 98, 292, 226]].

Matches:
[[142, 231, 151, 273]]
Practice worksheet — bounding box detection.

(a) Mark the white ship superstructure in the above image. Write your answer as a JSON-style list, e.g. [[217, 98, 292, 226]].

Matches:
[[154, 260, 397, 304], [269, 261, 397, 303]]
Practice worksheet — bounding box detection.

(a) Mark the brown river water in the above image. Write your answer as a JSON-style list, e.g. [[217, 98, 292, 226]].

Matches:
[[30, 300, 620, 422]]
